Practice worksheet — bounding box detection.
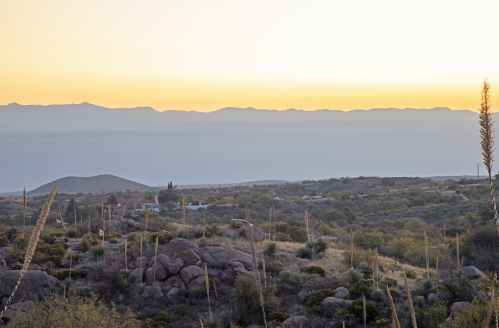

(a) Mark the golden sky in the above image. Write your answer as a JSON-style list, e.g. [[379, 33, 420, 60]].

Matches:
[[1, 0, 498, 112]]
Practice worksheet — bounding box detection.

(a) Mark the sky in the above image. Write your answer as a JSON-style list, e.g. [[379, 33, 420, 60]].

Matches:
[[1, 0, 498, 112]]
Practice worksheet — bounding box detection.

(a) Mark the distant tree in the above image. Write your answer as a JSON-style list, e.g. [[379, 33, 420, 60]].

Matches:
[[30, 210, 40, 225], [158, 186, 181, 204], [381, 178, 396, 187], [107, 194, 118, 205], [65, 199, 79, 222]]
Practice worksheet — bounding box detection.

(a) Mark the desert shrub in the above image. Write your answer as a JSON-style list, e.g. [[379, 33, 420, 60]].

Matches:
[[306, 289, 335, 307], [109, 238, 119, 244], [267, 261, 284, 274], [296, 247, 313, 259], [66, 230, 79, 238], [404, 270, 417, 279], [40, 234, 57, 245], [370, 289, 385, 302], [5, 228, 18, 240], [305, 265, 326, 277], [423, 300, 448, 328], [383, 277, 398, 287], [194, 230, 211, 239], [413, 296, 426, 308], [78, 240, 91, 253], [147, 311, 172, 328], [157, 231, 174, 244], [0, 233, 8, 247], [278, 271, 302, 293], [346, 269, 362, 284], [5, 293, 141, 327], [359, 261, 373, 278], [267, 311, 288, 322], [388, 289, 400, 298], [50, 269, 89, 280], [264, 242, 277, 257], [234, 275, 281, 326], [289, 227, 308, 243], [54, 232, 64, 237], [349, 298, 378, 322], [314, 238, 328, 253], [90, 246, 105, 259]]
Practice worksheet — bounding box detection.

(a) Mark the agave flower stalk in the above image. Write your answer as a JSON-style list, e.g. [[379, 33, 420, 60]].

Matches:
[[0, 183, 59, 320], [479, 79, 499, 238]]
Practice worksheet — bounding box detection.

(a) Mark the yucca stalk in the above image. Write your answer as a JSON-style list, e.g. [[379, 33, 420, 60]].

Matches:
[[386, 285, 401, 328], [204, 265, 212, 321], [456, 233, 460, 271], [247, 212, 267, 328], [0, 183, 59, 320], [74, 199, 77, 230], [101, 202, 105, 244], [212, 280, 219, 300], [436, 256, 439, 295], [69, 248, 73, 279], [108, 203, 112, 228], [403, 271, 417, 328], [22, 188, 26, 239], [200, 319, 205, 328], [262, 252, 267, 288], [339, 233, 343, 250], [268, 207, 272, 240], [118, 204, 126, 233], [424, 230, 429, 277], [343, 322, 345, 328], [305, 210, 310, 242], [362, 293, 366, 327], [479, 79, 499, 238], [140, 234, 143, 283], [153, 236, 158, 284], [375, 247, 379, 291], [350, 230, 354, 269]]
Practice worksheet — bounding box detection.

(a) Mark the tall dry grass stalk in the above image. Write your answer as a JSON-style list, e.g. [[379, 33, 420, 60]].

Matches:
[[343, 322, 345, 328], [101, 202, 105, 245], [424, 230, 429, 277], [118, 204, 126, 233], [69, 248, 73, 279], [22, 188, 26, 239], [213, 280, 219, 300], [268, 207, 272, 240], [204, 265, 212, 321], [153, 236, 158, 284], [203, 212, 206, 238], [350, 230, 354, 269], [0, 183, 59, 320], [199, 319, 204, 328], [456, 233, 460, 271], [58, 204, 68, 232], [108, 203, 112, 229], [403, 271, 417, 328], [486, 289, 495, 327], [375, 247, 379, 291], [140, 234, 143, 283], [182, 196, 186, 224], [479, 79, 499, 238], [386, 285, 401, 328], [362, 293, 366, 327], [262, 252, 267, 288], [144, 203, 149, 232], [339, 233, 343, 250], [125, 241, 128, 270], [74, 200, 77, 230], [436, 256, 439, 295], [247, 212, 267, 328], [305, 210, 310, 242]]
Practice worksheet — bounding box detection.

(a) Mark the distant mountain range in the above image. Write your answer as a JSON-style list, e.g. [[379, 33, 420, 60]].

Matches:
[[0, 103, 491, 193]]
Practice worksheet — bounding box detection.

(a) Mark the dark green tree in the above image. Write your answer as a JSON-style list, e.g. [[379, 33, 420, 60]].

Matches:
[[65, 199, 79, 223], [158, 186, 181, 204], [107, 194, 118, 205]]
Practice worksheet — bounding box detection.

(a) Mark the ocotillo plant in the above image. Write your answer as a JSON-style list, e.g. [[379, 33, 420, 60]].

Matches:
[[479, 79, 499, 238], [436, 256, 439, 295], [386, 285, 401, 328], [108, 203, 112, 229], [74, 200, 77, 230], [144, 203, 149, 233], [125, 241, 128, 270], [456, 233, 460, 271], [403, 271, 417, 328], [101, 202, 105, 244], [0, 183, 59, 320], [22, 188, 26, 239], [268, 207, 272, 241], [58, 204, 68, 232], [362, 293, 366, 327]]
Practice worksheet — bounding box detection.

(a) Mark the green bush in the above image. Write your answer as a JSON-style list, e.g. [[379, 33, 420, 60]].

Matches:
[[50, 269, 89, 280], [346, 269, 362, 284], [383, 277, 398, 287], [0, 234, 8, 247], [305, 289, 335, 307], [78, 240, 91, 253], [194, 230, 211, 239], [296, 247, 313, 259], [5, 228, 18, 239], [304, 265, 326, 277], [147, 311, 172, 328], [404, 270, 417, 279], [267, 261, 284, 274], [158, 231, 174, 244], [389, 289, 400, 298], [66, 230, 79, 238], [90, 246, 105, 259], [264, 242, 277, 257], [267, 311, 288, 322], [109, 238, 119, 244], [370, 289, 385, 302], [349, 298, 378, 322]]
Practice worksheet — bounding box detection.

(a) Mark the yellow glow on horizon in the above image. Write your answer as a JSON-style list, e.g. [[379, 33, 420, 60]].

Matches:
[[1, 1, 498, 112]]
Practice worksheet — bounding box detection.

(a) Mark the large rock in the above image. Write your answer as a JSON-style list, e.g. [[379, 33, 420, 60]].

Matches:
[[0, 270, 58, 304], [221, 228, 239, 238], [322, 297, 353, 306], [297, 290, 310, 302], [132, 267, 146, 283], [241, 225, 266, 241], [229, 219, 249, 229], [164, 275, 186, 291], [179, 265, 205, 289], [283, 315, 308, 327], [461, 266, 485, 280], [200, 246, 253, 271], [290, 257, 309, 266], [157, 254, 184, 275], [334, 287, 349, 299], [164, 238, 201, 267], [167, 287, 181, 300], [144, 264, 168, 284]]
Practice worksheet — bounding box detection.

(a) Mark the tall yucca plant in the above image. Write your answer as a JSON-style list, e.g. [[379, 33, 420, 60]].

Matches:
[[0, 183, 59, 319], [479, 79, 499, 238], [22, 188, 26, 239]]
